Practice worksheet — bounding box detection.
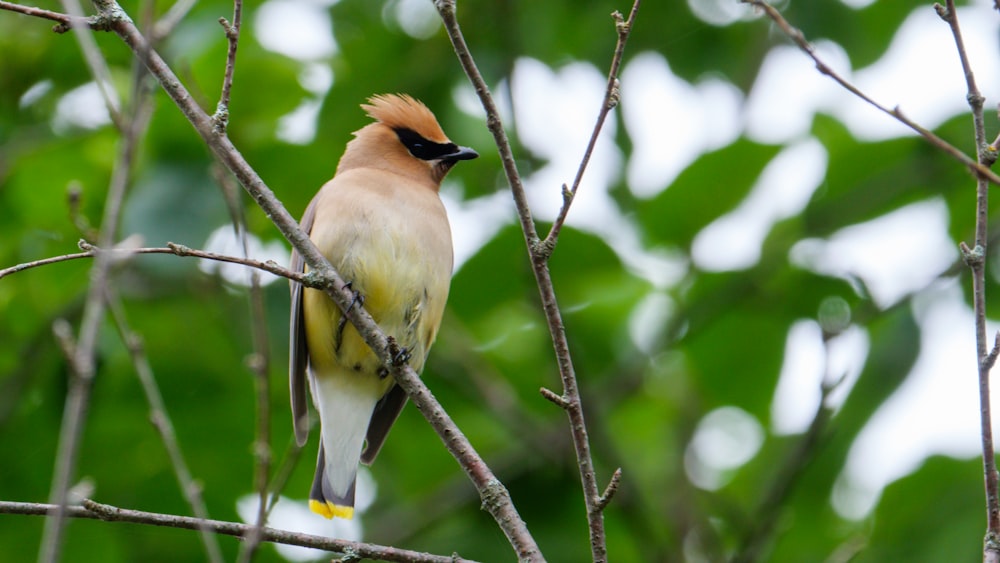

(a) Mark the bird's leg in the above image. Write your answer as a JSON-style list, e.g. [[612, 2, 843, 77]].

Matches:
[[335, 281, 366, 351]]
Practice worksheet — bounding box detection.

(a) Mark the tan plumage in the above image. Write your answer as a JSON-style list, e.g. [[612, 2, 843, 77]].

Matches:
[[289, 94, 477, 519]]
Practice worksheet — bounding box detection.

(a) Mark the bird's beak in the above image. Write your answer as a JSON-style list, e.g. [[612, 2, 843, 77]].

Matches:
[[443, 146, 479, 162]]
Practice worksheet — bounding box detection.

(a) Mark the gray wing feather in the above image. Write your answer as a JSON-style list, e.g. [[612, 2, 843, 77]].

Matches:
[[360, 385, 408, 464], [289, 197, 318, 447]]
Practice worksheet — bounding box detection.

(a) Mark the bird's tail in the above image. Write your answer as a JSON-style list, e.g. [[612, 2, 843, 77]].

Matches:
[[308, 371, 383, 519], [309, 443, 357, 519]]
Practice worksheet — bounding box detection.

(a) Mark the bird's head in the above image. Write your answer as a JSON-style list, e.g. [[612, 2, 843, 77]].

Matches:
[[338, 94, 478, 188]]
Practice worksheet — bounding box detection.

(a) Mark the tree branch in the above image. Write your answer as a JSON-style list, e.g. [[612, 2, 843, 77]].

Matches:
[[742, 0, 1000, 187], [0, 241, 300, 283], [434, 1, 639, 560], [539, 1, 639, 260], [212, 0, 241, 133], [0, 0, 103, 31], [39, 30, 153, 558], [0, 500, 476, 563], [936, 2, 1000, 560]]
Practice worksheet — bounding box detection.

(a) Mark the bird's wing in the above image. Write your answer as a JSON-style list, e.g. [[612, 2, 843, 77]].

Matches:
[[289, 196, 319, 447], [360, 384, 409, 465]]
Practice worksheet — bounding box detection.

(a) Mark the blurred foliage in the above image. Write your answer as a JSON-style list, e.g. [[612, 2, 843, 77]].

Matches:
[[0, 0, 996, 562]]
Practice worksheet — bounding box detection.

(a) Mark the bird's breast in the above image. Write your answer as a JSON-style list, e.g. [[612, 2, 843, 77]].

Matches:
[[302, 170, 453, 378]]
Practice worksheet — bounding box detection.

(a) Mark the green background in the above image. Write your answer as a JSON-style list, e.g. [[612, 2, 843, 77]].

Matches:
[[0, 0, 995, 561]]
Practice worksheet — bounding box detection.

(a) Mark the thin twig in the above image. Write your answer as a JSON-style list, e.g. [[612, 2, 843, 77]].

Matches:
[[213, 0, 241, 133], [936, 1, 1000, 559], [105, 294, 225, 563], [539, 387, 569, 409], [0, 241, 299, 283], [39, 41, 152, 561], [2, 500, 477, 563], [742, 0, 1000, 187], [0, 0, 101, 31], [434, 1, 623, 560], [539, 2, 639, 259], [594, 468, 622, 511], [218, 174, 273, 562]]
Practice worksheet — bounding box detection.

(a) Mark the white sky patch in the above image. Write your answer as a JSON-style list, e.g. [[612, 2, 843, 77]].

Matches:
[[298, 62, 334, 95], [52, 81, 115, 133], [254, 0, 338, 61], [744, 2, 1000, 143], [789, 198, 956, 309], [833, 281, 1000, 520], [440, 184, 514, 272], [744, 40, 851, 144], [276, 61, 334, 145], [199, 226, 289, 287], [19, 80, 52, 109], [835, 3, 1000, 141], [687, 0, 761, 26], [277, 98, 324, 145], [771, 320, 869, 434], [386, 0, 440, 40], [685, 406, 765, 490], [453, 79, 513, 124], [506, 57, 690, 289], [622, 51, 743, 197], [691, 138, 827, 271], [840, 0, 876, 9], [511, 57, 622, 225], [628, 291, 673, 354]]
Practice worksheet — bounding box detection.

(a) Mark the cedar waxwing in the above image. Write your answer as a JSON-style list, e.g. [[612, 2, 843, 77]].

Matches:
[[288, 94, 478, 519]]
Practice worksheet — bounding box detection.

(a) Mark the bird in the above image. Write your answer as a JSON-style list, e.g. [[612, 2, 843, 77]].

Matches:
[[288, 94, 478, 519]]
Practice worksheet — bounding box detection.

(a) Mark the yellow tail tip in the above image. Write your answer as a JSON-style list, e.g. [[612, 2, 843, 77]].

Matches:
[[309, 499, 354, 520]]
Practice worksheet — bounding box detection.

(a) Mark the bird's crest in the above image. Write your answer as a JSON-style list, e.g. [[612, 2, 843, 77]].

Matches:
[[362, 94, 449, 143]]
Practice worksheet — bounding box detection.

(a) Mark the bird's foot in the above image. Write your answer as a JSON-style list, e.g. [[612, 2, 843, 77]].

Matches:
[[342, 281, 365, 313], [335, 282, 366, 349], [385, 336, 411, 373]]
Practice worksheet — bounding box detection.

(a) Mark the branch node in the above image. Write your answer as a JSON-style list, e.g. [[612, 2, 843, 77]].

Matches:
[[533, 237, 555, 263], [933, 2, 949, 20], [300, 269, 329, 290], [539, 386, 569, 409], [595, 467, 622, 511], [607, 78, 621, 110], [167, 242, 193, 256], [212, 103, 229, 135], [960, 241, 985, 267], [612, 10, 627, 35]]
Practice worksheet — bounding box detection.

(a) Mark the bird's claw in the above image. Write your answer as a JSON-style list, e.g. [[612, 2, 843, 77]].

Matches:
[[386, 336, 411, 370]]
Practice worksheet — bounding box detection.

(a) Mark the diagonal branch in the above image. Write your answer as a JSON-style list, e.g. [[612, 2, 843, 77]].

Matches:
[[433, 1, 640, 561], [742, 0, 1000, 187], [539, 1, 640, 260]]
